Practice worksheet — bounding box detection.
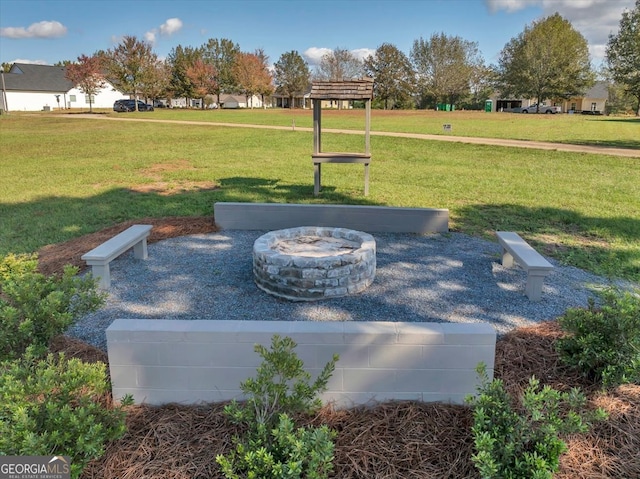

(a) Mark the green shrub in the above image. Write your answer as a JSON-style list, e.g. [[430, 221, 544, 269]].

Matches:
[[0, 353, 131, 479], [217, 413, 336, 479], [222, 335, 338, 430], [0, 253, 105, 361], [555, 288, 640, 387], [216, 335, 339, 479], [467, 364, 607, 479]]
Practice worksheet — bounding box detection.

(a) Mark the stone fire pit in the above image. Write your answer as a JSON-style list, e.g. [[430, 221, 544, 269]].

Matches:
[[253, 226, 376, 301]]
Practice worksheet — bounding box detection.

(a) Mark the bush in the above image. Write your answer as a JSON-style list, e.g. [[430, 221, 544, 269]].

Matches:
[[217, 413, 336, 479], [467, 364, 607, 479], [216, 335, 339, 479], [0, 353, 131, 479], [0, 253, 105, 361], [555, 288, 640, 387]]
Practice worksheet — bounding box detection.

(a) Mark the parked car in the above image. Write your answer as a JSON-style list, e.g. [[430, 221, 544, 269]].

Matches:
[[113, 99, 154, 112], [521, 103, 561, 114]]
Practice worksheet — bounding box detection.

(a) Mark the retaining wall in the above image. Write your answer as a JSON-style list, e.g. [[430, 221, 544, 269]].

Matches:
[[213, 202, 449, 233], [107, 319, 495, 407]]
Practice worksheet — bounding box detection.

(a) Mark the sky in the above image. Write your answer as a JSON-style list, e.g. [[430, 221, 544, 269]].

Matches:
[[0, 0, 634, 70]]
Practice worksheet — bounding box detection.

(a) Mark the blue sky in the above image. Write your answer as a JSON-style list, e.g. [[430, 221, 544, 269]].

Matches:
[[0, 0, 633, 69]]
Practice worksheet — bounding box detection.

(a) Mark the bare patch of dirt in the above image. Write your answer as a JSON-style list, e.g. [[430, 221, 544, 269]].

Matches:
[[36, 216, 217, 277]]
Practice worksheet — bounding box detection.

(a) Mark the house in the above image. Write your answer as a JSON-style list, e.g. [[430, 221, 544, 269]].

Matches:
[[560, 81, 608, 114], [489, 81, 608, 114], [219, 93, 264, 109], [0, 63, 123, 112]]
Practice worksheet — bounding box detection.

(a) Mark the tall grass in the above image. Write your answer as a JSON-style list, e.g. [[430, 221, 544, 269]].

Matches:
[[1, 114, 638, 281]]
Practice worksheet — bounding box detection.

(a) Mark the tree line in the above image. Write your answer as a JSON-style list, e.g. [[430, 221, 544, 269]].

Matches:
[[24, 1, 640, 115]]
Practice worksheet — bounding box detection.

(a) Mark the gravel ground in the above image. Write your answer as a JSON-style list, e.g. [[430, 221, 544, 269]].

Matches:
[[68, 230, 626, 351]]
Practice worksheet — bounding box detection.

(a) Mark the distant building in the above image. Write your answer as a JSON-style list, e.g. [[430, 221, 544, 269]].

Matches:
[[489, 82, 608, 114], [0, 63, 123, 112]]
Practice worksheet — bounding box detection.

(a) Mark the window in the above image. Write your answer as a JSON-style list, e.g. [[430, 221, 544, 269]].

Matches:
[[85, 94, 96, 103], [571, 102, 577, 111], [591, 102, 597, 112], [69, 95, 76, 102]]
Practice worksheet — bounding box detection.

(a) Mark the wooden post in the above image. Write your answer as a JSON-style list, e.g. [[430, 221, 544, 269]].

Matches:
[[365, 98, 371, 155], [313, 99, 321, 155]]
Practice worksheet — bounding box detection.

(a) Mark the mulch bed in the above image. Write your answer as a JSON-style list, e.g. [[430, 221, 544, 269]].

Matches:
[[40, 218, 639, 478]]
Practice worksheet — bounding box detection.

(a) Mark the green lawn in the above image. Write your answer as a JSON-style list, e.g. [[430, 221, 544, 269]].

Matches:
[[1, 113, 639, 281], [106, 108, 640, 149]]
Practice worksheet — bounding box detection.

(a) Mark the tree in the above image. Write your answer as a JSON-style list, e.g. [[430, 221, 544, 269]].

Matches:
[[233, 51, 272, 108], [411, 33, 485, 109], [186, 59, 218, 108], [103, 36, 158, 111], [203, 38, 240, 104], [606, 0, 640, 115], [1, 62, 12, 73], [166, 45, 203, 105], [315, 47, 364, 81], [64, 54, 106, 113], [273, 50, 310, 108], [364, 43, 415, 110], [254, 48, 275, 108], [498, 13, 594, 112], [140, 59, 171, 106]]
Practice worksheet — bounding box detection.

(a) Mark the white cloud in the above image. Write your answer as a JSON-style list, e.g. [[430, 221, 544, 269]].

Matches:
[[0, 20, 67, 39], [303, 47, 375, 66], [485, 0, 634, 61], [350, 48, 376, 61], [144, 18, 182, 47], [486, 0, 538, 13], [160, 18, 183, 36], [7, 58, 49, 65], [303, 47, 332, 65]]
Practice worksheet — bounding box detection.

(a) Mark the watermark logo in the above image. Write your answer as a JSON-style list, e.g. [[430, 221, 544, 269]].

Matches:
[[0, 456, 70, 479]]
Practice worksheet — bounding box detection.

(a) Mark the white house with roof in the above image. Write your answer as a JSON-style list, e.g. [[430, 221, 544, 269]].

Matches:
[[0, 63, 123, 112]]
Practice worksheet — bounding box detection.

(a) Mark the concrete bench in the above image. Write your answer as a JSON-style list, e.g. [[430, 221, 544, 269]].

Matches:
[[496, 231, 553, 301], [81, 224, 152, 289]]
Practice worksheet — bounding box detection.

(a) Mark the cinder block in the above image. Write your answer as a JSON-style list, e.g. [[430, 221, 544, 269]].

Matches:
[[137, 366, 190, 389], [187, 367, 257, 391], [342, 369, 397, 392], [107, 342, 160, 366], [441, 323, 497, 345], [368, 345, 423, 368], [421, 345, 495, 369], [343, 322, 398, 344], [396, 323, 444, 345]]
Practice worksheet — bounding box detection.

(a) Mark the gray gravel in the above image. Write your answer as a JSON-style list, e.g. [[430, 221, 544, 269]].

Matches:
[[67, 230, 627, 351]]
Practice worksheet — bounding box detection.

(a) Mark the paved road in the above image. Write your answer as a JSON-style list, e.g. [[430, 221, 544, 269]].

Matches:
[[68, 114, 640, 158]]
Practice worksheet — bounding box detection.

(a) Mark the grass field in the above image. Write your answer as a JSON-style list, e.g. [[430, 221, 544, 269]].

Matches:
[[109, 108, 640, 149], [1, 112, 638, 281]]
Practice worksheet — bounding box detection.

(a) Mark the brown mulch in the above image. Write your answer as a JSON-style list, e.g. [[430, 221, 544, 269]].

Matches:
[[41, 218, 639, 479], [36, 216, 218, 277]]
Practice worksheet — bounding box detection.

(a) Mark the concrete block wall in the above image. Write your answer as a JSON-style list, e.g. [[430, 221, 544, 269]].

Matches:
[[213, 202, 449, 233], [107, 319, 495, 407]]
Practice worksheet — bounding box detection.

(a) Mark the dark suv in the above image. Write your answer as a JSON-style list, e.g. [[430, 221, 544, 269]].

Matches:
[[113, 99, 154, 112]]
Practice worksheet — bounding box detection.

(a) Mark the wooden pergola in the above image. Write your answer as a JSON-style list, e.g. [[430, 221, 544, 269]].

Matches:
[[310, 78, 374, 196]]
